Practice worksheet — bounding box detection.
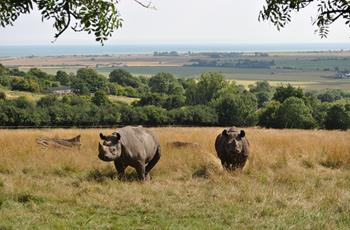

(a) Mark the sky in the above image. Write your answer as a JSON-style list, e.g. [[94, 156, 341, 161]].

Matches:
[[0, 0, 349, 45]]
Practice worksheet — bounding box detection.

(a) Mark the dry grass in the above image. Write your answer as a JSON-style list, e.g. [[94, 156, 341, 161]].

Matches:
[[0, 127, 350, 229], [1, 88, 46, 101]]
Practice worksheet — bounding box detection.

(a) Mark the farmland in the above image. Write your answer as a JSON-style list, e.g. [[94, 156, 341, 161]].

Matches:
[[0, 127, 349, 229], [2, 50, 350, 91]]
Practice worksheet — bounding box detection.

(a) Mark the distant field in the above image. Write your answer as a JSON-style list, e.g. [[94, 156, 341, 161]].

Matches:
[[3, 50, 350, 91], [0, 127, 349, 229], [17, 65, 350, 91]]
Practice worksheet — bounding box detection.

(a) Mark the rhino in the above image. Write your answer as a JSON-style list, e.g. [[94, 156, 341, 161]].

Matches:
[[98, 126, 161, 181], [215, 127, 250, 170]]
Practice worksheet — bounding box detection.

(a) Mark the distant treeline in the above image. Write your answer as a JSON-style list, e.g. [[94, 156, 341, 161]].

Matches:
[[186, 59, 275, 69], [153, 51, 179, 56], [0, 64, 350, 129]]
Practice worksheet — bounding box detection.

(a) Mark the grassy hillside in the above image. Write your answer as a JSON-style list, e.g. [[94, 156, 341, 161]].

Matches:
[[0, 127, 349, 229]]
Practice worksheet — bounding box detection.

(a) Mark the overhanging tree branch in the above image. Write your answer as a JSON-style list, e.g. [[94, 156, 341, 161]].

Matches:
[[260, 0, 350, 37], [133, 0, 156, 10]]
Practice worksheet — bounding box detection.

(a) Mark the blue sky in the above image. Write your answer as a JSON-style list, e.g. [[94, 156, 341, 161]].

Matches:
[[0, 0, 349, 45]]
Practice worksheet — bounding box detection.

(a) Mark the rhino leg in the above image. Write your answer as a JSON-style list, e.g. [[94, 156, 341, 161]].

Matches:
[[114, 160, 126, 180], [221, 161, 230, 170], [135, 162, 146, 181], [145, 147, 161, 179]]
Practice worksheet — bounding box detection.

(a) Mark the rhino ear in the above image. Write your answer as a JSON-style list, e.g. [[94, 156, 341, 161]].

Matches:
[[240, 130, 246, 138], [100, 133, 107, 140], [222, 129, 228, 136], [112, 132, 121, 140]]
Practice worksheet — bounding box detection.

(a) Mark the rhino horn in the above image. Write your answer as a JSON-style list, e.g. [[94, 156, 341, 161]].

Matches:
[[98, 142, 107, 155]]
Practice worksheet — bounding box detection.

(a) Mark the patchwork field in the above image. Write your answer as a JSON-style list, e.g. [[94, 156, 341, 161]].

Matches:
[[2, 50, 350, 91], [0, 127, 349, 229]]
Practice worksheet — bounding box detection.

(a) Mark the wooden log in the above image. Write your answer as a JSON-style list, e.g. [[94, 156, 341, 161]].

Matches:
[[36, 135, 81, 148]]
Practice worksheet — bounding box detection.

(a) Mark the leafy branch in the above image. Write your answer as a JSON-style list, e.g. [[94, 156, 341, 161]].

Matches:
[[259, 0, 350, 37], [0, 0, 154, 44]]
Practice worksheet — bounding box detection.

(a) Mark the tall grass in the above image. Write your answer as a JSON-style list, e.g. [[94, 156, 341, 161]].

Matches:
[[0, 127, 349, 229]]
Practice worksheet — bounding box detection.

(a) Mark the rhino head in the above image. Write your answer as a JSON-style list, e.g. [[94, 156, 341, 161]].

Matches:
[[222, 128, 246, 155], [98, 132, 122, 162]]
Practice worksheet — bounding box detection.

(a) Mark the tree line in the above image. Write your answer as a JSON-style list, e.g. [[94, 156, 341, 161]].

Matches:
[[0, 64, 350, 129]]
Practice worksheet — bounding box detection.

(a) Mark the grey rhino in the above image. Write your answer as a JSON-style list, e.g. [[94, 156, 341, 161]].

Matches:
[[215, 127, 250, 170], [98, 126, 161, 181]]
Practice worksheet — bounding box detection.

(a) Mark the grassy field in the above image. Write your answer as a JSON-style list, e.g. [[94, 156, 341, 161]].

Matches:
[[7, 49, 350, 91], [108, 95, 139, 104], [0, 87, 46, 101], [0, 87, 138, 104], [16, 65, 350, 91], [0, 127, 350, 229]]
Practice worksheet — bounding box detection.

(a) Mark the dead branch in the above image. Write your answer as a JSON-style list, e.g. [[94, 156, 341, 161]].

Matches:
[[36, 135, 81, 148]]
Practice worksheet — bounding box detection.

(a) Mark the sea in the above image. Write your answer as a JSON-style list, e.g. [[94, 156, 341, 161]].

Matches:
[[0, 43, 350, 58]]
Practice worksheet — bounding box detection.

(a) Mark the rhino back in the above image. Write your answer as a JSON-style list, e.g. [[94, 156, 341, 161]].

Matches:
[[118, 126, 159, 162]]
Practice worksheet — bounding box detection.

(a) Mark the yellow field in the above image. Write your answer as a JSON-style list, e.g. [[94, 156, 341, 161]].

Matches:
[[232, 79, 318, 89], [0, 127, 350, 229], [108, 95, 140, 104], [1, 88, 46, 101]]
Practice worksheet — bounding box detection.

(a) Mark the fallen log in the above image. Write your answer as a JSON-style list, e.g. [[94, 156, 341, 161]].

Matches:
[[166, 141, 200, 148], [36, 135, 81, 148]]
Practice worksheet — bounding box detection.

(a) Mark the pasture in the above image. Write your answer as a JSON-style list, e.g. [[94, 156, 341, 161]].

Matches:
[[0, 127, 350, 229], [4, 50, 350, 91], [16, 65, 350, 91]]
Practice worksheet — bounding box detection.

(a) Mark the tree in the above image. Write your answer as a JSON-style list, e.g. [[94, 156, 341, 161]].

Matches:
[[273, 84, 303, 103], [37, 95, 58, 107], [92, 90, 110, 106], [317, 89, 345, 102], [137, 93, 167, 107], [0, 0, 129, 43], [55, 70, 71, 85], [10, 77, 41, 92], [214, 92, 258, 127], [148, 73, 184, 96], [324, 104, 350, 130], [1, 1, 349, 44], [249, 80, 274, 108], [258, 100, 281, 128], [27, 68, 52, 80], [139, 105, 169, 125], [275, 97, 316, 129], [73, 68, 108, 94], [186, 72, 228, 105], [109, 69, 141, 88], [259, 0, 350, 37], [168, 105, 218, 126]]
